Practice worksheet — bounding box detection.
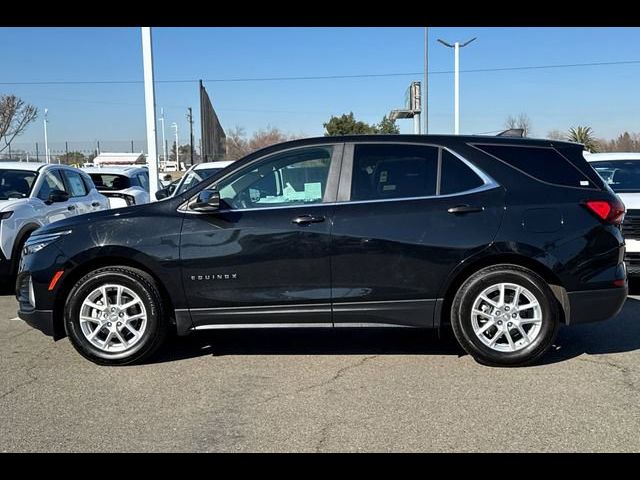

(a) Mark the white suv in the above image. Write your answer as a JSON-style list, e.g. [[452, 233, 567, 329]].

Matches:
[[585, 152, 640, 276], [0, 162, 108, 282], [155, 161, 234, 199], [83, 166, 150, 208]]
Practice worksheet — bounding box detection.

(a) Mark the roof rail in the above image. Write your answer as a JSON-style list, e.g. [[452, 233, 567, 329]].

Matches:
[[496, 128, 525, 137]]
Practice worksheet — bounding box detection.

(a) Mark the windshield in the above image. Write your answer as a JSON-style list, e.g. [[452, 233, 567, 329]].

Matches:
[[89, 173, 131, 191], [591, 160, 640, 193], [0, 170, 37, 200], [176, 168, 223, 196]]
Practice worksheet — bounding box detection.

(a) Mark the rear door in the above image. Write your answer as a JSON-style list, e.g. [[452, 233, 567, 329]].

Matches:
[[330, 142, 505, 327]]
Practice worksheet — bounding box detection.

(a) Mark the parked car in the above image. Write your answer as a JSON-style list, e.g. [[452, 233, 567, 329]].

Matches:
[[17, 135, 626, 366], [0, 162, 108, 284], [585, 152, 640, 276], [155, 161, 234, 200], [83, 166, 150, 208]]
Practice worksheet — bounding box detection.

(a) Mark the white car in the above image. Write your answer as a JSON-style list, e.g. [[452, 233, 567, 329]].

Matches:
[[0, 162, 108, 282], [83, 166, 150, 208], [155, 161, 234, 199], [585, 152, 640, 276]]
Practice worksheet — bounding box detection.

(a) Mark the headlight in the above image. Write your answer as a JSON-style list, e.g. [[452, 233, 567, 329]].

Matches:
[[23, 230, 72, 256], [0, 211, 13, 220]]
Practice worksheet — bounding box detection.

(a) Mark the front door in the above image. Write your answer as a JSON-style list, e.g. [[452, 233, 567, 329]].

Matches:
[[180, 144, 342, 328], [331, 143, 505, 327]]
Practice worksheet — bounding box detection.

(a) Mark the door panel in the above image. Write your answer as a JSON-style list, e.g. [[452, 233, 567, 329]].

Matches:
[[331, 143, 505, 327], [60, 169, 92, 215], [180, 143, 342, 327], [36, 169, 76, 224]]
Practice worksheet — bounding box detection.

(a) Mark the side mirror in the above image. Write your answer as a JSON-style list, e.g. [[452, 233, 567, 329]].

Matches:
[[46, 189, 69, 205], [155, 187, 170, 200], [190, 190, 220, 212], [168, 184, 176, 194]]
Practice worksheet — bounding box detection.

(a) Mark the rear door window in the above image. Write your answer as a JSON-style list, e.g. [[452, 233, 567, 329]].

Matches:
[[351, 144, 439, 201], [474, 144, 592, 188], [440, 150, 485, 195]]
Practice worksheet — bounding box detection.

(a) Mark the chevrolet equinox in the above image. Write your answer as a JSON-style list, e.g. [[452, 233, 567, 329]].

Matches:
[[17, 135, 628, 366]]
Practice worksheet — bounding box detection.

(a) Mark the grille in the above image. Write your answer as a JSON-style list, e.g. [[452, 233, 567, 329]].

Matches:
[[17, 273, 34, 312], [622, 209, 640, 239]]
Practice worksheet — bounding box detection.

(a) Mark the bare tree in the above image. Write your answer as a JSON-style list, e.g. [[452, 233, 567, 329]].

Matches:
[[225, 125, 303, 161], [546, 129, 566, 141], [504, 113, 532, 137], [0, 95, 38, 153], [225, 126, 250, 161]]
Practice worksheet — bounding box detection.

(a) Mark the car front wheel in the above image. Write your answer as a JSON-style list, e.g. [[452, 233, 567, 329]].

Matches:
[[450, 265, 560, 367], [64, 266, 168, 366]]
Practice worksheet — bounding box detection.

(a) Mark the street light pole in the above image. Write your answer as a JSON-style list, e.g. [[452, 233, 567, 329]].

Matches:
[[141, 27, 160, 199], [424, 27, 428, 134], [159, 107, 167, 164], [437, 37, 476, 134], [43, 108, 50, 164], [171, 122, 178, 165]]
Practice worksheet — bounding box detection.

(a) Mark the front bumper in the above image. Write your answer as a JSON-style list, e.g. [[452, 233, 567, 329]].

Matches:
[[567, 286, 627, 325], [17, 308, 55, 337]]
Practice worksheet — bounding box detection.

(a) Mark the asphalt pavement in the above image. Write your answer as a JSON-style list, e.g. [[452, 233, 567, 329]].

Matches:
[[2, 288, 640, 452]]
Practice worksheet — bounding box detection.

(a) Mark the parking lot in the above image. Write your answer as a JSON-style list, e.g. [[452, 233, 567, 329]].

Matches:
[[0, 285, 638, 453]]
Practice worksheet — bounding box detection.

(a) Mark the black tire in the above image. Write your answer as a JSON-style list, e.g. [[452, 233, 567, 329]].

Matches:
[[450, 264, 560, 367], [64, 266, 168, 366]]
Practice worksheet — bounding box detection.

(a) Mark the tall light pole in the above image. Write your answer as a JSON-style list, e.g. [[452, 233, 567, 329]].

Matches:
[[437, 37, 476, 134], [43, 108, 50, 164], [171, 122, 178, 165], [159, 107, 167, 164], [424, 27, 428, 134], [141, 27, 160, 199]]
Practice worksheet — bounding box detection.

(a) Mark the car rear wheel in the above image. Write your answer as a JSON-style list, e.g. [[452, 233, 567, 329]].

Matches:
[[450, 265, 560, 367], [64, 266, 168, 366]]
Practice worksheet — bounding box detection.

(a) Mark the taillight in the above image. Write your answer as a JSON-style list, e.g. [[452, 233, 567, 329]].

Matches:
[[583, 198, 625, 225]]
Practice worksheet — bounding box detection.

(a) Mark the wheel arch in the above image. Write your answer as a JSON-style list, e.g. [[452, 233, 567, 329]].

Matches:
[[52, 255, 178, 339], [437, 253, 569, 329]]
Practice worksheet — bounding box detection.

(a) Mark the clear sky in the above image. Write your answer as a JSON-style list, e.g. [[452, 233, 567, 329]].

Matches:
[[1, 27, 639, 152]]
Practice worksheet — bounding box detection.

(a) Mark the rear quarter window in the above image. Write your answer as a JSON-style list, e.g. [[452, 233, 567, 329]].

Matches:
[[474, 144, 594, 189]]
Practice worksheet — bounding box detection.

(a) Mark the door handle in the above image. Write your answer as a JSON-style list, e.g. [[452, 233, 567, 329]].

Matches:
[[447, 205, 484, 214], [91, 202, 101, 207], [67, 205, 76, 211], [291, 215, 325, 225]]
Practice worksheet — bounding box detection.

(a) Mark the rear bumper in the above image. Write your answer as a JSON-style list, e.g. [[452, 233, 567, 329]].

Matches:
[[17, 308, 55, 337], [567, 287, 627, 325]]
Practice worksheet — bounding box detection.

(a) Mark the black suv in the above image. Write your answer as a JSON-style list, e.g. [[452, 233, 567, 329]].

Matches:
[[16, 135, 627, 366]]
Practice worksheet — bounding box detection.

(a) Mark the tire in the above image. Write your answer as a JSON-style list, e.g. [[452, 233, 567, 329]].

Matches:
[[64, 266, 168, 366], [450, 265, 560, 367]]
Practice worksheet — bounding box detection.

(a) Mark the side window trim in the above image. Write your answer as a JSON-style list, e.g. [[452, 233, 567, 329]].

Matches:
[[468, 142, 595, 191], [181, 143, 344, 213], [339, 142, 498, 203]]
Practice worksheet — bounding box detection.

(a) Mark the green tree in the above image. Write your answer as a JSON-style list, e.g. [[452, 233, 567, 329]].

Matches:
[[324, 112, 400, 135], [567, 126, 600, 152], [376, 115, 400, 134], [324, 112, 376, 136], [58, 151, 86, 166]]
